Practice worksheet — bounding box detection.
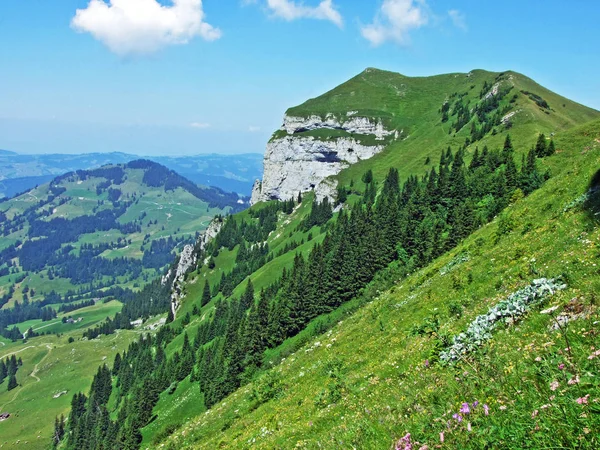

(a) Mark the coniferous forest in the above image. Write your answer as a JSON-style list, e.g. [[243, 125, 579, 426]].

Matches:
[[59, 135, 553, 449]]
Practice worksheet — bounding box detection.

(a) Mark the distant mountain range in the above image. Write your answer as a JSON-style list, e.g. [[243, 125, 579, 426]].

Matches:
[[0, 159, 244, 312], [0, 150, 263, 199]]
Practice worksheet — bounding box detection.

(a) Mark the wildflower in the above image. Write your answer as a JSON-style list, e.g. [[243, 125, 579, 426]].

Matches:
[[460, 403, 471, 415], [558, 363, 565, 370], [395, 433, 412, 450], [452, 413, 463, 423], [534, 356, 542, 362], [472, 401, 479, 408], [467, 422, 472, 432], [577, 395, 590, 405], [499, 405, 507, 411], [424, 360, 430, 368], [568, 375, 580, 385], [550, 381, 559, 391], [440, 432, 444, 443], [483, 404, 489, 416], [532, 410, 539, 418]]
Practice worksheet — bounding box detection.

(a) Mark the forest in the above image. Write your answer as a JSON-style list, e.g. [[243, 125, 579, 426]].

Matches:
[[57, 134, 554, 449]]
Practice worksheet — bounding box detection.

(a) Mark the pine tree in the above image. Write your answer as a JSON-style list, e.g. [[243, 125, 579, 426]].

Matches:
[[535, 133, 547, 157], [52, 415, 65, 448], [0, 359, 6, 384], [7, 373, 17, 391], [201, 281, 212, 307], [546, 139, 556, 156]]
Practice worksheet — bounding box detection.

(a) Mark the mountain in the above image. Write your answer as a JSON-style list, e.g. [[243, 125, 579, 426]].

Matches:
[[1, 69, 598, 449], [252, 68, 598, 203], [0, 160, 244, 317], [0, 152, 263, 198]]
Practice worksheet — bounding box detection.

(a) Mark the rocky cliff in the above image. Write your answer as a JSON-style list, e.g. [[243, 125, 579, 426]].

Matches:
[[251, 113, 396, 204], [162, 218, 223, 317]]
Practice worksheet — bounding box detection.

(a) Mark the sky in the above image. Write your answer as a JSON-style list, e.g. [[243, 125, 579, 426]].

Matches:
[[0, 0, 599, 156]]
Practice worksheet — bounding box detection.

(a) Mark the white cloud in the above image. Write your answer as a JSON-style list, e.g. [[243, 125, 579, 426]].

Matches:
[[448, 9, 467, 31], [71, 0, 221, 56], [190, 122, 211, 129], [248, 126, 261, 132], [361, 0, 428, 46], [253, 0, 343, 27]]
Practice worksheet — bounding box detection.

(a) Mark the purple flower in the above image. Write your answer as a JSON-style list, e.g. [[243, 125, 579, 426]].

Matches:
[[460, 402, 471, 415], [395, 433, 412, 450], [424, 360, 430, 368], [453, 413, 463, 423], [483, 404, 489, 416], [472, 401, 479, 408], [558, 363, 565, 370]]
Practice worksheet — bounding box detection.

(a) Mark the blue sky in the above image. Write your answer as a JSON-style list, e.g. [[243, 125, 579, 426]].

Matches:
[[0, 0, 598, 156]]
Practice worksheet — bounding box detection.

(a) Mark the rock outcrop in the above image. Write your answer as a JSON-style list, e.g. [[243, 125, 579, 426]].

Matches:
[[251, 114, 395, 204], [162, 218, 223, 317]]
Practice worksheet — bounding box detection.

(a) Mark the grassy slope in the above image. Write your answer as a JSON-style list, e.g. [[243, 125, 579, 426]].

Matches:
[[157, 118, 600, 448], [0, 307, 159, 449], [143, 194, 330, 445], [288, 68, 599, 190], [0, 167, 227, 307]]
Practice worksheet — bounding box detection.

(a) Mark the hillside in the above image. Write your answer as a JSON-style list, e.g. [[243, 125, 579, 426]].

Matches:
[[0, 152, 263, 198], [160, 117, 600, 449], [0, 160, 243, 338], [2, 69, 598, 450], [253, 68, 599, 203]]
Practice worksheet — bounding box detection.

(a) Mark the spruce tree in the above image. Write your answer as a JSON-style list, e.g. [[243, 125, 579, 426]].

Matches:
[[546, 139, 556, 156], [535, 133, 547, 157], [7, 373, 17, 391], [0, 359, 6, 384], [201, 281, 212, 307]]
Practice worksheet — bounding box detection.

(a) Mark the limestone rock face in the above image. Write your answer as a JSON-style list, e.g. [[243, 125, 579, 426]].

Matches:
[[251, 114, 393, 205], [282, 115, 393, 141], [163, 218, 223, 317]]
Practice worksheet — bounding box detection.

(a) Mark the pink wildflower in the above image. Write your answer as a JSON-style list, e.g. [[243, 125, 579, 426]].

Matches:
[[440, 432, 444, 443], [550, 381, 559, 391], [568, 375, 580, 385], [558, 363, 565, 370], [577, 395, 590, 405], [467, 422, 472, 432], [483, 404, 489, 416], [395, 433, 412, 450], [460, 402, 471, 414], [532, 410, 539, 418]]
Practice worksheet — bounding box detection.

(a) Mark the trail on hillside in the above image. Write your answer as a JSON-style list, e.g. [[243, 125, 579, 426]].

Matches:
[[30, 344, 53, 383], [0, 345, 34, 360], [0, 343, 54, 410], [32, 320, 61, 332]]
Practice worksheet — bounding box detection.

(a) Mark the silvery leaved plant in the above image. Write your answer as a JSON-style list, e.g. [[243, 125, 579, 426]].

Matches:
[[440, 278, 566, 363]]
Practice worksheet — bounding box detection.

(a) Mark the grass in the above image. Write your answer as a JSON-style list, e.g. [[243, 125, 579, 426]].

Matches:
[[0, 316, 155, 449], [0, 167, 231, 307], [155, 118, 600, 449]]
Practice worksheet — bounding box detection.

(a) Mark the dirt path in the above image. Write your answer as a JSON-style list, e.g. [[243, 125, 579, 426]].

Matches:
[[0, 343, 54, 410], [0, 345, 34, 360], [32, 320, 61, 332], [30, 344, 53, 382]]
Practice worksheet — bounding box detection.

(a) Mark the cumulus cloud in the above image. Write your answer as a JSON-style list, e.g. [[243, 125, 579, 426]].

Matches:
[[361, 0, 428, 46], [190, 122, 211, 129], [71, 0, 221, 56], [448, 9, 467, 31], [247, 0, 343, 27]]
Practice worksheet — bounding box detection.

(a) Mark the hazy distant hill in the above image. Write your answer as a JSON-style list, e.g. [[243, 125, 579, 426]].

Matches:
[[0, 159, 244, 312], [0, 151, 263, 198]]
